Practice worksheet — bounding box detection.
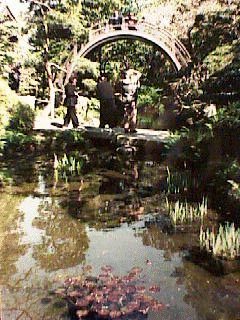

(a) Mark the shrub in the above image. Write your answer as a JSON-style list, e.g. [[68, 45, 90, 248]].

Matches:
[[210, 159, 240, 198], [0, 77, 19, 131], [7, 102, 35, 133], [82, 78, 97, 94], [2, 130, 36, 152], [55, 130, 85, 148], [138, 85, 164, 113], [75, 57, 99, 80]]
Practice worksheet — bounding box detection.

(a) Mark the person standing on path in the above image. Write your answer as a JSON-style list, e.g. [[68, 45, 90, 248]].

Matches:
[[121, 69, 141, 133], [97, 74, 116, 128], [63, 77, 79, 128]]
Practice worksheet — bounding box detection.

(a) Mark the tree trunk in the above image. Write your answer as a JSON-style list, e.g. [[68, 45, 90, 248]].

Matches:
[[64, 42, 78, 86], [46, 62, 55, 119]]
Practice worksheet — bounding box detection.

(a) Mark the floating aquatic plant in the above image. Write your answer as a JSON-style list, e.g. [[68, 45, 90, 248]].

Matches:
[[200, 223, 240, 260], [166, 197, 208, 225], [166, 167, 199, 194], [55, 265, 165, 319], [54, 153, 83, 177]]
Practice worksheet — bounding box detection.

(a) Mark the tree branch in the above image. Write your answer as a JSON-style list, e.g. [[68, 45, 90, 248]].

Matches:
[[49, 62, 67, 73], [30, 0, 52, 11]]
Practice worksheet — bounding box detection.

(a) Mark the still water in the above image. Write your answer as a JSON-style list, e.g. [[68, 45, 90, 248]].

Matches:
[[0, 149, 239, 320]]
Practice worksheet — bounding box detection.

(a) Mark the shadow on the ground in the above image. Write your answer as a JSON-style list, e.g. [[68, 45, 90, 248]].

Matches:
[[51, 122, 63, 128]]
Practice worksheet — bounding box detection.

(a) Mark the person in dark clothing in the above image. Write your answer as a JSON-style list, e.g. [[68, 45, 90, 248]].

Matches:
[[63, 77, 79, 128], [9, 65, 21, 92], [97, 75, 116, 128]]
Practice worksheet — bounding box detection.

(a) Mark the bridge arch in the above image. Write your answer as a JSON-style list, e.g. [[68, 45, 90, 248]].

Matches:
[[77, 23, 191, 72]]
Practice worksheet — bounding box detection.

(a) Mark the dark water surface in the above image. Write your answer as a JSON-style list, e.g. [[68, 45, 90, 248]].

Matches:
[[0, 149, 239, 320]]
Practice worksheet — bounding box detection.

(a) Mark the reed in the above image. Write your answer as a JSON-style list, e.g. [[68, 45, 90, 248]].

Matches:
[[54, 153, 83, 176], [166, 167, 199, 194], [200, 223, 240, 260], [166, 197, 208, 225]]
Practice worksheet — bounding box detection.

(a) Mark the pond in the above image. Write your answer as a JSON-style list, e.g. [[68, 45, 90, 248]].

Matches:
[[0, 148, 239, 320]]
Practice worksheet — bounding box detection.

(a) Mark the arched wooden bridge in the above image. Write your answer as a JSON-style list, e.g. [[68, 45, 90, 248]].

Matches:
[[77, 21, 191, 72]]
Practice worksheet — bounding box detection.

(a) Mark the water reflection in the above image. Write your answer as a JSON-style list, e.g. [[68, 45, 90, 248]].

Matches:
[[0, 151, 239, 320], [0, 193, 28, 285], [137, 219, 199, 259], [57, 156, 167, 232], [135, 216, 240, 320], [32, 198, 89, 271], [182, 260, 240, 320]]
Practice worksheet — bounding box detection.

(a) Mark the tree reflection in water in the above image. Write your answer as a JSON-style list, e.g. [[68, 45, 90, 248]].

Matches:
[[32, 196, 89, 271], [0, 193, 28, 284]]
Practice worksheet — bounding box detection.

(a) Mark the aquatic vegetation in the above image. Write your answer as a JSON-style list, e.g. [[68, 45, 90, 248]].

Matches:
[[55, 265, 165, 319], [166, 197, 208, 225], [200, 223, 240, 260], [166, 167, 199, 194], [54, 153, 84, 177], [228, 179, 240, 200]]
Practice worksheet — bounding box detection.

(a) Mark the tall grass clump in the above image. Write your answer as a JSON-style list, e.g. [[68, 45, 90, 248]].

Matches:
[[166, 197, 208, 225], [54, 153, 84, 178], [166, 167, 199, 194], [200, 223, 240, 260]]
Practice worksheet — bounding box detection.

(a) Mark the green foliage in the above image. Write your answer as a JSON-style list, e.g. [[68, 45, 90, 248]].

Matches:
[[138, 86, 162, 108], [203, 44, 235, 76], [0, 168, 13, 186], [137, 86, 165, 129], [166, 167, 199, 194], [0, 19, 19, 73], [163, 132, 182, 153], [166, 197, 208, 225], [214, 102, 240, 128], [165, 112, 217, 165], [54, 105, 65, 118], [137, 115, 153, 128], [75, 58, 99, 80], [210, 159, 240, 198], [55, 130, 85, 147], [167, 102, 240, 168], [25, 0, 86, 100], [202, 40, 240, 94], [2, 130, 36, 152], [54, 153, 84, 178], [200, 223, 240, 260], [0, 78, 19, 131], [102, 40, 155, 79], [227, 180, 240, 201], [18, 66, 39, 95], [7, 103, 35, 134], [190, 9, 238, 61], [82, 0, 128, 26], [87, 98, 100, 111], [83, 98, 100, 123], [82, 79, 97, 94]]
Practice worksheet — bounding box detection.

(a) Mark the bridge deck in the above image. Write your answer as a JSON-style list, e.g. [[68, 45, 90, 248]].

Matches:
[[34, 120, 170, 154]]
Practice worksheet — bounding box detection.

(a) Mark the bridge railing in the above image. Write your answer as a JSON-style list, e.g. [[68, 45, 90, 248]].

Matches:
[[141, 22, 191, 65], [88, 21, 191, 68]]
